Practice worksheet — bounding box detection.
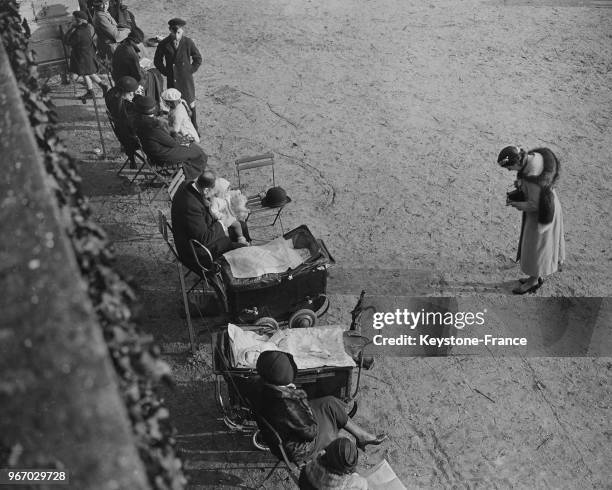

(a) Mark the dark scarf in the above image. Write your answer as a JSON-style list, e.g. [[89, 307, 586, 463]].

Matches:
[[518, 147, 560, 225]]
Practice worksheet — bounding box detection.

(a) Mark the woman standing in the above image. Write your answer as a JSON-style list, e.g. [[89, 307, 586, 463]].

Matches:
[[64, 11, 109, 103], [497, 146, 566, 294]]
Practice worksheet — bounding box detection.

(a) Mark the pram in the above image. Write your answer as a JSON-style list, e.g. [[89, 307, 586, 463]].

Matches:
[[190, 224, 335, 328], [211, 293, 374, 437]]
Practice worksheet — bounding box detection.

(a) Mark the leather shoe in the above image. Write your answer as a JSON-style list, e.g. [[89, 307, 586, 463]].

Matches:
[[512, 277, 543, 295], [356, 433, 388, 451]]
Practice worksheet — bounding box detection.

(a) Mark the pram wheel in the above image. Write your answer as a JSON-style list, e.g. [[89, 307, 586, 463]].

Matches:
[[288, 309, 317, 329], [252, 430, 269, 451], [254, 317, 279, 330]]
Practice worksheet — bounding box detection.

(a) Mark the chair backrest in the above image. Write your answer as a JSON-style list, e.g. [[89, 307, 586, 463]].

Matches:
[[188, 239, 214, 273], [105, 109, 117, 133], [255, 414, 301, 485], [168, 167, 186, 201], [106, 109, 142, 155], [235, 152, 275, 191], [157, 210, 180, 261]]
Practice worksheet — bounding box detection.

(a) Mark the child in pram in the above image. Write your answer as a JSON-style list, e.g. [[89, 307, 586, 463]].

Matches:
[[254, 351, 388, 464]]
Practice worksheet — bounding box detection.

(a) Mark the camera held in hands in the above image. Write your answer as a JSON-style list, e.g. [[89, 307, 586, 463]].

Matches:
[[506, 188, 525, 204]]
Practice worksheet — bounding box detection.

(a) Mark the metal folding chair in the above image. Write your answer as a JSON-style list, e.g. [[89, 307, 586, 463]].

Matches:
[[132, 136, 182, 202], [105, 109, 146, 177], [157, 210, 201, 354], [235, 153, 289, 235], [254, 416, 301, 489], [167, 167, 186, 202]]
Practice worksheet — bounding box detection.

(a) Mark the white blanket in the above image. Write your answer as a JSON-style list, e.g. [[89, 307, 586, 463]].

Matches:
[[228, 324, 356, 370], [222, 237, 309, 279]]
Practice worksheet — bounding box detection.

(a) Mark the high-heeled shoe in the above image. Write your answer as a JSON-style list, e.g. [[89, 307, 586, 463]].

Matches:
[[512, 277, 543, 295], [519, 276, 544, 285], [356, 433, 388, 451], [80, 89, 94, 104]]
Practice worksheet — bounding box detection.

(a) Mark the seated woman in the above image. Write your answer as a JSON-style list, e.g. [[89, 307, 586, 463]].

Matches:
[[255, 351, 388, 464], [133, 96, 207, 180], [299, 437, 368, 490]]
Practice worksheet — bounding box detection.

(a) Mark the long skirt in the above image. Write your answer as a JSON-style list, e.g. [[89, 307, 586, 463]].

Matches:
[[519, 189, 566, 277]]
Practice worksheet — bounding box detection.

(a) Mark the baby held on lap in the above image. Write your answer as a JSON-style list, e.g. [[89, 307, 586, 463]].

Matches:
[[210, 178, 249, 245]]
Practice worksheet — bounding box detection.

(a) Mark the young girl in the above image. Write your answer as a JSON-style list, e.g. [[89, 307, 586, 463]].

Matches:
[[160, 88, 200, 143], [64, 11, 109, 103], [208, 178, 249, 245]]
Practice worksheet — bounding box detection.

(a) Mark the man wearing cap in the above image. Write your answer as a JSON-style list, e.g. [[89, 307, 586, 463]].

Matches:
[[154, 18, 202, 132], [105, 75, 139, 158], [133, 96, 207, 181], [92, 0, 130, 59]]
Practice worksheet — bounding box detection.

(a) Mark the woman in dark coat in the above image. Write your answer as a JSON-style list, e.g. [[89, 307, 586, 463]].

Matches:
[[255, 351, 388, 464], [133, 96, 207, 181], [64, 11, 109, 103], [112, 29, 163, 104]]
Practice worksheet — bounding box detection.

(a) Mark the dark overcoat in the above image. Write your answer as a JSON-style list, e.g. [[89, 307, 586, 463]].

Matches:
[[153, 35, 202, 105], [104, 88, 138, 154], [112, 39, 142, 83], [170, 181, 233, 271], [64, 23, 99, 75], [133, 115, 207, 179]]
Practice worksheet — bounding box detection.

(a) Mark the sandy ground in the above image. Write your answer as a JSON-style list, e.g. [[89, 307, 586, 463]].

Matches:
[[46, 0, 612, 488]]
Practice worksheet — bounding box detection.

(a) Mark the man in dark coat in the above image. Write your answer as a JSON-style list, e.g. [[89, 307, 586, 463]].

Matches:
[[104, 75, 139, 158], [133, 96, 207, 180], [153, 18, 202, 131], [171, 170, 249, 272]]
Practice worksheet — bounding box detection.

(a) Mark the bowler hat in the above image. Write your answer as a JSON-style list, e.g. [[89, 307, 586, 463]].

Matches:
[[116, 76, 139, 93], [168, 18, 186, 28], [134, 96, 157, 115], [261, 186, 291, 208]]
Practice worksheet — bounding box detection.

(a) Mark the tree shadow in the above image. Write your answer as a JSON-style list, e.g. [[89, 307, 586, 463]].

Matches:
[[163, 380, 281, 489]]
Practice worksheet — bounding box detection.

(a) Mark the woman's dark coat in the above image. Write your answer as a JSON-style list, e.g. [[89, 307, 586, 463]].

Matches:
[[134, 114, 206, 177], [153, 35, 202, 105], [64, 23, 99, 75], [111, 39, 142, 83], [256, 383, 318, 463]]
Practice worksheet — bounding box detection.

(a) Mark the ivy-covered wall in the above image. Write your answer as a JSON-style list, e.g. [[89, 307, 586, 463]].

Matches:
[[0, 1, 186, 488]]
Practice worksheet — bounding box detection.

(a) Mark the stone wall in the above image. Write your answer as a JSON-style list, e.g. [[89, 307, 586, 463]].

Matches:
[[0, 42, 150, 490]]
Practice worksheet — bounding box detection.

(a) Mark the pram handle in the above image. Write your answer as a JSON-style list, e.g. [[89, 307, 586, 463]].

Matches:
[[317, 238, 335, 264]]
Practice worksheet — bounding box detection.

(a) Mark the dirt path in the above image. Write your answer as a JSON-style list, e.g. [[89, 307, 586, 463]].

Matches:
[[49, 0, 612, 487]]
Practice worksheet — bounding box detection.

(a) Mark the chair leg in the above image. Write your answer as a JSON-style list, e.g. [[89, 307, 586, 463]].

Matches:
[[178, 263, 197, 354], [116, 156, 130, 176], [257, 460, 281, 489]]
